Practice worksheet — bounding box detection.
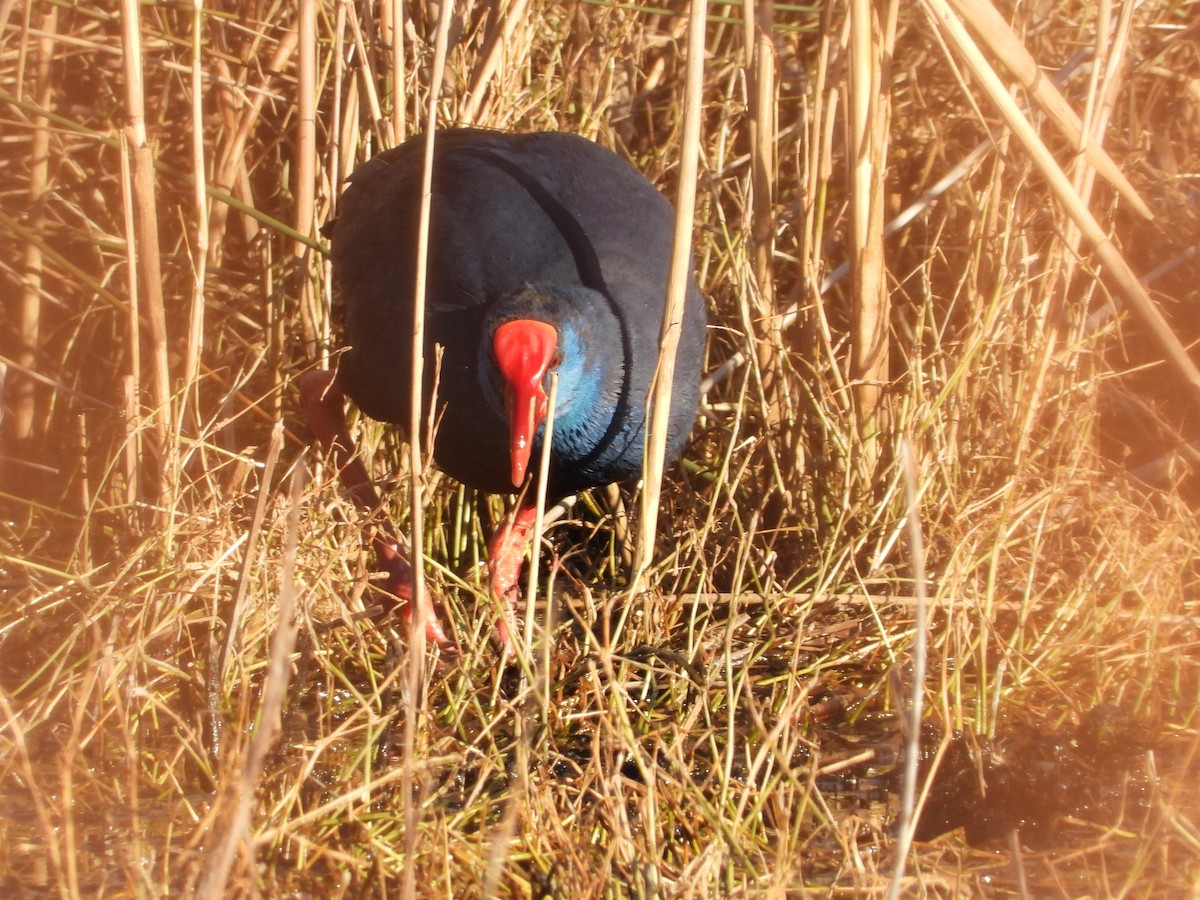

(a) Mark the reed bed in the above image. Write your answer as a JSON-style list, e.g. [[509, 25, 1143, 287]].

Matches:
[[2, 0, 1198, 895]]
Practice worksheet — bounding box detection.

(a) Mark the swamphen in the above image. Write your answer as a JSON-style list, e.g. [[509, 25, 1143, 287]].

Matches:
[[300, 128, 706, 651]]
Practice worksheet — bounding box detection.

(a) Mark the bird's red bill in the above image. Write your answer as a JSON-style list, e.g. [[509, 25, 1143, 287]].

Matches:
[[493, 319, 557, 487]]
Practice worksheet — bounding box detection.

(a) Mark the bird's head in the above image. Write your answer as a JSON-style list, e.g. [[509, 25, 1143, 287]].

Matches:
[[492, 318, 560, 487], [484, 283, 611, 490]]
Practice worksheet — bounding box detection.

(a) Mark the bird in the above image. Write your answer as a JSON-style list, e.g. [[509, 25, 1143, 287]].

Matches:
[[299, 128, 707, 652]]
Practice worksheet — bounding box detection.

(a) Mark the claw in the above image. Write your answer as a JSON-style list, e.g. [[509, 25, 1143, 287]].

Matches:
[[378, 541, 458, 653]]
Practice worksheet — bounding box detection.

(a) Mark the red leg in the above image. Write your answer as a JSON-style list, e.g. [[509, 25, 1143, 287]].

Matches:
[[487, 497, 540, 650], [298, 369, 455, 651]]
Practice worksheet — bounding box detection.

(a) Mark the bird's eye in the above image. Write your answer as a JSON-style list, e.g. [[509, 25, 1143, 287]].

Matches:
[[550, 351, 564, 370]]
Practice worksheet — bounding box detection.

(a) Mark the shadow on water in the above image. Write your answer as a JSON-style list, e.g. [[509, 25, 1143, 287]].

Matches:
[[903, 705, 1162, 847]]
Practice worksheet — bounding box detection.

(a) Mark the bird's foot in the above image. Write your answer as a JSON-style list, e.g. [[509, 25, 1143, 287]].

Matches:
[[487, 500, 540, 654], [300, 367, 456, 654], [376, 538, 458, 653]]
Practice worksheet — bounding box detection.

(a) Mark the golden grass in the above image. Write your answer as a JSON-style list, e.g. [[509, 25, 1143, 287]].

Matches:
[[2, 0, 1199, 895]]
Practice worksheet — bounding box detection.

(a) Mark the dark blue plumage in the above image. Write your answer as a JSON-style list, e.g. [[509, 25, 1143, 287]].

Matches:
[[331, 128, 706, 497]]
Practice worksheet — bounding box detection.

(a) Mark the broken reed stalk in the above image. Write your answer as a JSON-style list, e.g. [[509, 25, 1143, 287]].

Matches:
[[73, 414, 91, 570], [847, 0, 896, 460], [634, 0, 708, 586], [402, 3, 455, 897], [1076, 0, 1111, 161], [745, 0, 776, 320], [920, 0, 1200, 410], [388, 0, 406, 139], [480, 781, 521, 898], [13, 4, 57, 446], [296, 0, 318, 355], [805, 14, 850, 413], [340, 43, 363, 186], [329, 3, 349, 227], [183, 0, 209, 424], [1059, 2, 1134, 285], [743, 0, 795, 504], [120, 0, 171, 522], [118, 136, 143, 511], [218, 421, 284, 682]]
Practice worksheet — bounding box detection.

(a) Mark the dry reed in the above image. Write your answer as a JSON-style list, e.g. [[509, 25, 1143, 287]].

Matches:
[[1, 1, 1198, 896]]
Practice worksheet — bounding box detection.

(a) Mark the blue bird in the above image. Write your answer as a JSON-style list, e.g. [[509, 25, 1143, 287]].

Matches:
[[300, 129, 706, 650]]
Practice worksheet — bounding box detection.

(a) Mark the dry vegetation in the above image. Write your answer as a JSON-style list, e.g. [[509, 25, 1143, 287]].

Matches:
[[3, 0, 1200, 896]]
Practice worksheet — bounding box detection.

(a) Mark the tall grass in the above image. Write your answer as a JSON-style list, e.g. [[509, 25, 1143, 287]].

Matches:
[[2, 0, 1198, 895]]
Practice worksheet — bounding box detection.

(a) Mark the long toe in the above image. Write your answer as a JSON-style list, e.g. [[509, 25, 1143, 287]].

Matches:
[[422, 608, 458, 654]]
